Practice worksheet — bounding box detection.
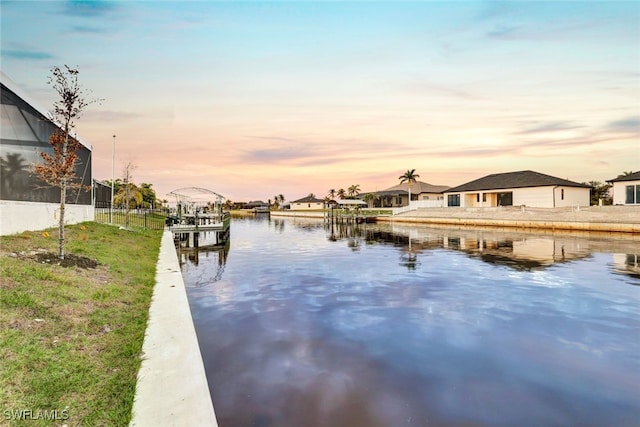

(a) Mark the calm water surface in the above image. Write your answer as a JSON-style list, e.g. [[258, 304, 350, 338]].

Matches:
[[182, 216, 640, 427]]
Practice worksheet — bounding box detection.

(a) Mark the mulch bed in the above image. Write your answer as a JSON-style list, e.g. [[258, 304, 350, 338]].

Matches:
[[32, 252, 99, 269]]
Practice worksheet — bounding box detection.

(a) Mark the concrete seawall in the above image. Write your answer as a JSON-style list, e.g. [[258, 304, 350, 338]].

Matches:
[[130, 231, 218, 427], [271, 207, 639, 234], [377, 215, 640, 233], [270, 211, 325, 219], [386, 206, 640, 234]]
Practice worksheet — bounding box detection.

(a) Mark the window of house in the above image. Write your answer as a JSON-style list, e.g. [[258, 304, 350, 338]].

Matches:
[[482, 193, 487, 202], [497, 192, 513, 206], [561, 188, 565, 200], [448, 194, 460, 207], [476, 194, 480, 203], [626, 185, 640, 204]]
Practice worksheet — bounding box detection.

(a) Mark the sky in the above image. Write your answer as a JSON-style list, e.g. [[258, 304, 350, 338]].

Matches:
[[1, 0, 639, 202]]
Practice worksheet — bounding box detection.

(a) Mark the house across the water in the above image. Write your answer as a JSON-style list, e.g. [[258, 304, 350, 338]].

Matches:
[[443, 170, 591, 208], [290, 194, 325, 210], [607, 171, 640, 206]]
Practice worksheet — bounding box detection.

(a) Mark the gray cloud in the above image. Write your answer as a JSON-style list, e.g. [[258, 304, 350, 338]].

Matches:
[[475, 1, 515, 22], [241, 135, 417, 167], [425, 147, 517, 158], [519, 132, 638, 151], [1, 49, 55, 60], [516, 121, 585, 135], [606, 117, 640, 133], [82, 110, 142, 121], [242, 146, 314, 164], [63, 0, 118, 17], [71, 25, 108, 34], [487, 24, 522, 39]]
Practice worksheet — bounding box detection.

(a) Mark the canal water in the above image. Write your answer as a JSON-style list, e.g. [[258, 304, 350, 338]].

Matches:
[[181, 215, 640, 427]]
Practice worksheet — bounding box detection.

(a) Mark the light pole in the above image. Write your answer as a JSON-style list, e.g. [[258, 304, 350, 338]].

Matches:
[[110, 134, 116, 224]]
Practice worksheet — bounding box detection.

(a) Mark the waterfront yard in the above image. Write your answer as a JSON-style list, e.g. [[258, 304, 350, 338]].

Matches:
[[0, 223, 162, 426]]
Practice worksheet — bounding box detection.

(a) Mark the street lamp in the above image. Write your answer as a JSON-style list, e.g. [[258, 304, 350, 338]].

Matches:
[[110, 134, 116, 224]]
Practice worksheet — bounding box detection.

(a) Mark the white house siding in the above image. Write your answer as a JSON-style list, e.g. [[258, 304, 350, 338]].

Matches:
[[291, 202, 324, 211], [0, 200, 95, 236], [514, 187, 554, 207], [554, 186, 590, 207], [612, 180, 640, 205], [418, 193, 444, 202]]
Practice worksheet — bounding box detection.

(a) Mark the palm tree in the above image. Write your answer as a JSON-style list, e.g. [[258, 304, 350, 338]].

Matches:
[[327, 189, 336, 200], [140, 182, 157, 209], [337, 188, 346, 199], [278, 194, 285, 207], [347, 184, 360, 199], [399, 169, 420, 203], [362, 192, 379, 208]]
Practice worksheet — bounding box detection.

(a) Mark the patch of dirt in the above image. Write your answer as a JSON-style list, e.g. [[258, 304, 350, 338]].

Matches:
[[33, 252, 99, 269]]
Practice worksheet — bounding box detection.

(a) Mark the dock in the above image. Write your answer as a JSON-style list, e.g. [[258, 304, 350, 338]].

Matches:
[[169, 212, 230, 247], [325, 207, 376, 224]]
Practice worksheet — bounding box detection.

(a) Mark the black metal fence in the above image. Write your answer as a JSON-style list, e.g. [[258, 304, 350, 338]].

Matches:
[[94, 207, 168, 230]]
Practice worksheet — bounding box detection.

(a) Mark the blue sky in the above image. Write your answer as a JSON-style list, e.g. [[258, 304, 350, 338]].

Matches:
[[2, 0, 639, 201]]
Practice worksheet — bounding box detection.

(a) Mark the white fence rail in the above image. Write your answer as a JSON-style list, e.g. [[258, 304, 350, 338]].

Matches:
[[393, 200, 445, 215]]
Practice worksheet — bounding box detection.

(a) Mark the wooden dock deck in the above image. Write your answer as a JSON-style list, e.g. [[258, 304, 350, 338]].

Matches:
[[169, 212, 230, 247]]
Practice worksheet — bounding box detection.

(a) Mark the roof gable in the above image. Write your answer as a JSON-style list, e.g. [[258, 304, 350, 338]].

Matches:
[[383, 180, 450, 194], [292, 195, 324, 203], [446, 170, 590, 193], [607, 171, 640, 183]]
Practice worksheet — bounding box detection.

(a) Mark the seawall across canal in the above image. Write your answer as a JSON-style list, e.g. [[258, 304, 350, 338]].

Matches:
[[271, 206, 640, 234]]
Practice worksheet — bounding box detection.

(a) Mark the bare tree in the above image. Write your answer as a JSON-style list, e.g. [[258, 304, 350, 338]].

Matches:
[[33, 65, 100, 259], [119, 161, 140, 228]]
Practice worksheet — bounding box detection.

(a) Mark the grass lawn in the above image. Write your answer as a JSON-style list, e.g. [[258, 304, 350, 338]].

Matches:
[[0, 222, 162, 426]]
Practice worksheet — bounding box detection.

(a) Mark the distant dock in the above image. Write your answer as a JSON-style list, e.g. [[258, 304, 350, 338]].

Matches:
[[169, 212, 230, 247]]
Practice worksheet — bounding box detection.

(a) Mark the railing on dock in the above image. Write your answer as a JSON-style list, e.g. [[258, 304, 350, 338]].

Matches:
[[169, 211, 231, 248], [325, 208, 377, 224]]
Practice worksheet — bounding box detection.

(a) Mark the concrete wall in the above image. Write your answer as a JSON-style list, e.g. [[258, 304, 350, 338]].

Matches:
[[271, 210, 325, 218], [0, 200, 94, 235], [393, 199, 445, 215]]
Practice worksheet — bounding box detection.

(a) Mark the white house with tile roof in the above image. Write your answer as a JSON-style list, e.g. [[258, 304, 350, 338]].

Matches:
[[443, 170, 591, 208], [607, 171, 640, 205], [361, 181, 450, 208], [290, 194, 325, 210]]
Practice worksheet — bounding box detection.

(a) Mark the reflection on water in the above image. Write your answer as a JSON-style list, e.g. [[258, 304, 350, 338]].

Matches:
[[184, 217, 640, 427]]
